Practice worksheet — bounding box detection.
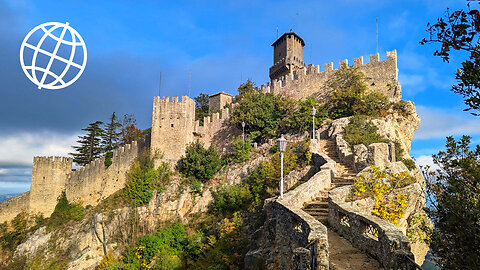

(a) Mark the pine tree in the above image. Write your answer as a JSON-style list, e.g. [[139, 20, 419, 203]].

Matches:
[[70, 121, 104, 166], [102, 112, 122, 152]]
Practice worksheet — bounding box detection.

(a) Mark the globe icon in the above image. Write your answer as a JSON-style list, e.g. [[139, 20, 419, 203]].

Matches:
[[20, 22, 87, 90]]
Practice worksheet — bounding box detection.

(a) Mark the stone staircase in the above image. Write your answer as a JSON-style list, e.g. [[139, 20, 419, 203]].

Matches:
[[303, 139, 356, 223], [303, 139, 382, 270]]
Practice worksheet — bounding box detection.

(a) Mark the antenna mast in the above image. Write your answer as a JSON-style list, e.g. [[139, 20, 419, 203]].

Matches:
[[310, 44, 312, 64], [376, 18, 379, 54], [159, 71, 162, 97], [276, 26, 279, 39], [188, 70, 191, 97]]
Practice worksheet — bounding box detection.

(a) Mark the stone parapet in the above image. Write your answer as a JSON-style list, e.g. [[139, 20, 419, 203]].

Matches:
[[0, 191, 30, 223]]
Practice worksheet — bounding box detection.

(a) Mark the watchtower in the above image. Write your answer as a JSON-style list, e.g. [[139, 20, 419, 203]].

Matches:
[[269, 32, 306, 81], [29, 156, 73, 216], [209, 92, 233, 113], [151, 96, 196, 163]]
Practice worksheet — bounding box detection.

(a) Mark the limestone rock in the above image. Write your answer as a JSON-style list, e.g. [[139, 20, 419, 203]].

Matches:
[[353, 144, 368, 171], [367, 143, 390, 169]]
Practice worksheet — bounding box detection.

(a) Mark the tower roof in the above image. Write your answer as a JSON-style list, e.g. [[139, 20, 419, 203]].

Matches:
[[271, 32, 305, 47]]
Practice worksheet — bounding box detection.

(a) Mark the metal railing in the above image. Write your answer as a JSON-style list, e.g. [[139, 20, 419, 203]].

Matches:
[[305, 239, 318, 270]]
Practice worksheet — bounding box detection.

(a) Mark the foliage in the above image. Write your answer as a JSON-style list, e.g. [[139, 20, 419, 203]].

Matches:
[[102, 112, 122, 152], [212, 184, 253, 213], [189, 179, 203, 196], [124, 151, 171, 206], [422, 135, 480, 269], [344, 115, 388, 149], [421, 2, 480, 115], [231, 80, 328, 142], [282, 97, 328, 133], [48, 191, 84, 230], [121, 114, 143, 145], [0, 212, 28, 251], [104, 151, 113, 168], [328, 65, 369, 118], [195, 93, 210, 125], [393, 100, 410, 116], [402, 158, 416, 171], [70, 120, 104, 166], [178, 141, 222, 182], [231, 136, 252, 163], [352, 166, 415, 225], [406, 214, 431, 244], [358, 92, 391, 117]]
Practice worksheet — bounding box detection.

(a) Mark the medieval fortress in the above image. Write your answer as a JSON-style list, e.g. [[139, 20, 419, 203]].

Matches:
[[0, 32, 401, 223]]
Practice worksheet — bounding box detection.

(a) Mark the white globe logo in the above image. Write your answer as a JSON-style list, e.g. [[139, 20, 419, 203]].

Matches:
[[20, 22, 87, 90]]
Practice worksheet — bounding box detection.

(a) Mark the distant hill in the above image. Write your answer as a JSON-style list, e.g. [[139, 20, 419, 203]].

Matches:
[[0, 194, 19, 203]]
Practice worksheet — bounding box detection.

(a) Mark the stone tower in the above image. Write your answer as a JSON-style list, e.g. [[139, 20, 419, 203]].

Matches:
[[151, 96, 196, 163], [29, 156, 72, 216], [209, 92, 233, 113], [269, 32, 306, 81]]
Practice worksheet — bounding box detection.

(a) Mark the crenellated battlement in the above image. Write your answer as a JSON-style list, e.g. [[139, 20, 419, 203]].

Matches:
[[33, 156, 73, 169], [261, 50, 400, 101], [66, 139, 145, 205]]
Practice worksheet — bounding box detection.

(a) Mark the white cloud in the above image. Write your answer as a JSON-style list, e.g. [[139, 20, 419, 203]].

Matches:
[[414, 106, 480, 139], [0, 131, 78, 166], [415, 155, 440, 171]]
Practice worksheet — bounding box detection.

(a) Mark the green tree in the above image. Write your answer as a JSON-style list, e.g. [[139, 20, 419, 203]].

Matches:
[[343, 115, 388, 149], [102, 112, 122, 152], [194, 93, 210, 125], [420, 1, 480, 115], [422, 136, 480, 269], [178, 141, 222, 182], [70, 121, 104, 166], [283, 97, 328, 132], [328, 65, 369, 118], [231, 136, 252, 163], [48, 191, 84, 230]]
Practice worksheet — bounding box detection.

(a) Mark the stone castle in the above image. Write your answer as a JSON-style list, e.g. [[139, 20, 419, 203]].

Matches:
[[0, 31, 401, 223]]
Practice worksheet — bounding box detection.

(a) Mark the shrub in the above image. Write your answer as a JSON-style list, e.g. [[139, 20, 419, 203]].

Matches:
[[178, 141, 222, 182], [282, 97, 328, 133], [124, 152, 171, 206], [344, 115, 387, 149], [393, 141, 417, 170], [402, 158, 416, 170], [189, 180, 203, 196], [104, 151, 113, 168], [358, 92, 391, 117], [231, 136, 252, 163], [212, 184, 253, 213], [393, 100, 410, 116], [352, 166, 415, 225], [328, 65, 369, 118], [48, 192, 84, 230], [0, 212, 28, 251]]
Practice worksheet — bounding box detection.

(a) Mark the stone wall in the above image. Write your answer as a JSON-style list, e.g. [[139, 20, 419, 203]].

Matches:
[[263, 50, 400, 102], [329, 186, 417, 269], [245, 142, 332, 269], [29, 156, 73, 217], [209, 92, 233, 113], [151, 96, 195, 163], [66, 139, 146, 206], [0, 191, 30, 223]]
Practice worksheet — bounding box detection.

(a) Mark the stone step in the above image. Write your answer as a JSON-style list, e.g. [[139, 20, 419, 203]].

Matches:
[[332, 182, 353, 187], [304, 201, 328, 208], [304, 208, 329, 215]]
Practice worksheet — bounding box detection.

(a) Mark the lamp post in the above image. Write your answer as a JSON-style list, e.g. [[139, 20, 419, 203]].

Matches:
[[311, 106, 316, 140], [241, 121, 245, 142], [277, 134, 287, 200]]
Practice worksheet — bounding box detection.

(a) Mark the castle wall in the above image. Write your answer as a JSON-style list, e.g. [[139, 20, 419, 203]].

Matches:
[[29, 156, 73, 217], [0, 191, 30, 223], [66, 139, 145, 206], [263, 50, 401, 102], [209, 93, 233, 113], [151, 96, 195, 162]]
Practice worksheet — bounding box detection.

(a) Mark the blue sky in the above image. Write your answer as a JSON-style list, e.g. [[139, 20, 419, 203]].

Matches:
[[0, 0, 479, 195]]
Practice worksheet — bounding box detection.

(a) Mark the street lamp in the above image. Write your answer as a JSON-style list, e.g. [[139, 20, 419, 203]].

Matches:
[[277, 134, 287, 200], [241, 121, 245, 142], [311, 106, 317, 140]]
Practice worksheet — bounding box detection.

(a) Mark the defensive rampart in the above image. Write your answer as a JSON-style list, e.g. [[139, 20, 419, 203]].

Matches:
[[66, 139, 146, 206], [261, 50, 400, 101], [0, 192, 30, 223]]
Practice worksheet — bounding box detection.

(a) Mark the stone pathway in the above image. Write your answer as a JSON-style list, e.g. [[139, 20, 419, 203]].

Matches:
[[303, 139, 382, 270]]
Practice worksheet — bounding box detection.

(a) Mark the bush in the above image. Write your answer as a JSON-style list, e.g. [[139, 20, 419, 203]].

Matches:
[[393, 100, 409, 116], [124, 151, 171, 206], [328, 65, 369, 118], [178, 141, 222, 182], [231, 136, 252, 163], [351, 166, 413, 225], [0, 212, 28, 251], [344, 115, 388, 149], [104, 151, 113, 168], [282, 97, 328, 133], [402, 158, 416, 170], [358, 92, 391, 117], [212, 184, 253, 213], [48, 192, 84, 230]]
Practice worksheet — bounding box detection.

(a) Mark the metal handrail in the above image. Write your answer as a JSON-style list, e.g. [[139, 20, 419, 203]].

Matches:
[[305, 239, 317, 269]]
